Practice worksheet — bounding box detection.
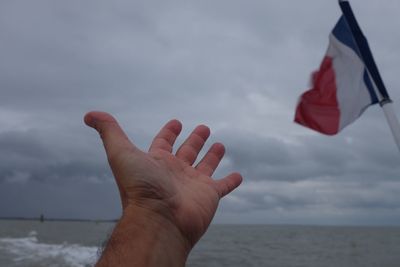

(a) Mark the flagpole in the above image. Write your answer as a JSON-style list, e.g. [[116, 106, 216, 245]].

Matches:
[[339, 0, 400, 152]]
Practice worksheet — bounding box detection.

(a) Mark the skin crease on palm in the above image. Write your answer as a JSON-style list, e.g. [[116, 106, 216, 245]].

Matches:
[[84, 111, 243, 266]]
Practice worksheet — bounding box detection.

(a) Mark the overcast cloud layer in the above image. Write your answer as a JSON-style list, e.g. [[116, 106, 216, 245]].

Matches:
[[1, 0, 400, 225]]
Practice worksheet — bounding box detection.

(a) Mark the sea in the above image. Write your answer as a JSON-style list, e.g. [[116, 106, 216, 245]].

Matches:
[[1, 220, 400, 267]]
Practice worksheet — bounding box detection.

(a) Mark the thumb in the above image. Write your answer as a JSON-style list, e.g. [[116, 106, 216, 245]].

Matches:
[[84, 111, 137, 162]]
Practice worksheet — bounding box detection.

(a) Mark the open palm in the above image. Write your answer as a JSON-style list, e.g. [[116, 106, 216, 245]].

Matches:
[[84, 112, 242, 247]]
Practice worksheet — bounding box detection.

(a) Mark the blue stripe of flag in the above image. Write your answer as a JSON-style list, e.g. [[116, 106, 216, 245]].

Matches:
[[332, 16, 379, 104]]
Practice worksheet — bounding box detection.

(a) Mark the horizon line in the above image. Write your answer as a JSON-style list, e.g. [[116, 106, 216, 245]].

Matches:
[[0, 216, 118, 222]]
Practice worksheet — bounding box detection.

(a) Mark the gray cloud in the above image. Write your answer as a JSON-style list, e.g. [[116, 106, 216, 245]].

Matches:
[[0, 129, 112, 183], [1, 0, 400, 224]]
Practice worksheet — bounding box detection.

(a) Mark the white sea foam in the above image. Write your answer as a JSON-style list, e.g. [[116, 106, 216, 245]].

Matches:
[[0, 231, 98, 267]]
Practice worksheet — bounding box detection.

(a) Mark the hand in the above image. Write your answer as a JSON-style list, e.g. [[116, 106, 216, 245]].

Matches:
[[84, 111, 242, 266]]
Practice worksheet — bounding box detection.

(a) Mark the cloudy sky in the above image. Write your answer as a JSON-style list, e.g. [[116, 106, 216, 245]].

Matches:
[[1, 0, 400, 225]]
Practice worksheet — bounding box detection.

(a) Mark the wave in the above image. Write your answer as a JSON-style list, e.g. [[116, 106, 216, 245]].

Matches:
[[0, 231, 98, 267]]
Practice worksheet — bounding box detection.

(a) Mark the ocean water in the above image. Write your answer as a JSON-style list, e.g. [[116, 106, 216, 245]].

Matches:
[[1, 220, 400, 267]]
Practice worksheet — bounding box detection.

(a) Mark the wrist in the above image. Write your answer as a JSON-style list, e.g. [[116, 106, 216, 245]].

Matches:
[[96, 204, 191, 267]]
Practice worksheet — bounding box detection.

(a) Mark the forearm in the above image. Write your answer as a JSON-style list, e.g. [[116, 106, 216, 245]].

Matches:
[[95, 206, 191, 267]]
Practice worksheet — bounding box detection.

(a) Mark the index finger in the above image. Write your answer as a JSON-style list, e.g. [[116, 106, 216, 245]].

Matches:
[[149, 119, 182, 153]]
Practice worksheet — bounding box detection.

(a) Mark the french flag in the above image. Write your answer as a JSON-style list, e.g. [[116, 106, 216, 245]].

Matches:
[[294, 15, 379, 135]]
